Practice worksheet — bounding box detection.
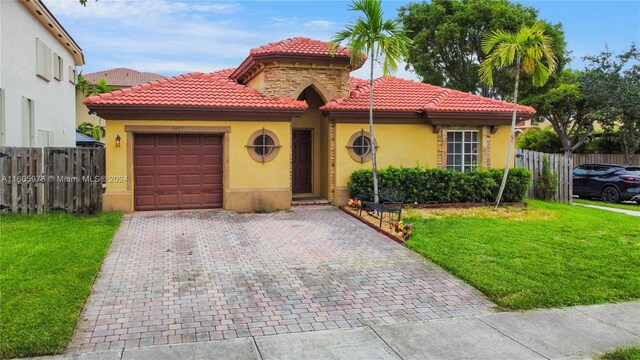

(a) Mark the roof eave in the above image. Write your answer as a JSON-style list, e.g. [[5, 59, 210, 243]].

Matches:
[[21, 0, 85, 65], [86, 105, 307, 121]]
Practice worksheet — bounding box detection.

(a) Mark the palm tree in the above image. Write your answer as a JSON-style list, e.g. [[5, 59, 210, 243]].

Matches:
[[479, 21, 557, 208], [331, 0, 412, 202]]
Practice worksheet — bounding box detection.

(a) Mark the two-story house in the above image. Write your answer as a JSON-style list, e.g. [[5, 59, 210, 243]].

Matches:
[[0, 0, 84, 147]]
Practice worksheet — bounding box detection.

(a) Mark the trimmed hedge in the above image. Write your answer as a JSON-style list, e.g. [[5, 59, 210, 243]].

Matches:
[[349, 167, 532, 204]]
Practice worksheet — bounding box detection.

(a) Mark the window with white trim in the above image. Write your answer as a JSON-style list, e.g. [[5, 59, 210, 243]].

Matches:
[[0, 88, 5, 146], [53, 53, 63, 81], [36, 38, 52, 81], [22, 97, 35, 146], [447, 130, 479, 172], [69, 66, 77, 84]]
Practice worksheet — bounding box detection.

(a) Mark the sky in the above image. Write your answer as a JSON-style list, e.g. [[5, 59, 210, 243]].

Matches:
[[46, 0, 640, 81]]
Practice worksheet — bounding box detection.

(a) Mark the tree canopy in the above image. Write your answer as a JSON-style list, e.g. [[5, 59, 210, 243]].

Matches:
[[580, 44, 640, 164], [398, 0, 567, 100]]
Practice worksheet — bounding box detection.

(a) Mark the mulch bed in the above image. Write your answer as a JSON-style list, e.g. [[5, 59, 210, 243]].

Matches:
[[339, 206, 406, 245]]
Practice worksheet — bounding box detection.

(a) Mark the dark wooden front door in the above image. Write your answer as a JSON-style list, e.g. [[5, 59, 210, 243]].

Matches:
[[134, 133, 223, 210], [292, 130, 312, 194]]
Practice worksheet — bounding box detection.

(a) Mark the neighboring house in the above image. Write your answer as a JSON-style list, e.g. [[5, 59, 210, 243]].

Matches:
[[0, 0, 84, 147], [84, 37, 535, 213], [76, 68, 165, 129]]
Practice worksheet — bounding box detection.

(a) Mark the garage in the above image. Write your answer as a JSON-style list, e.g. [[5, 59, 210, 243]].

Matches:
[[133, 134, 223, 210]]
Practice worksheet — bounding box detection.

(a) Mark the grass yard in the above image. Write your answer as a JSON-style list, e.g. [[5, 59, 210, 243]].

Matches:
[[404, 200, 640, 311], [574, 198, 640, 212], [0, 212, 122, 358], [598, 347, 640, 360]]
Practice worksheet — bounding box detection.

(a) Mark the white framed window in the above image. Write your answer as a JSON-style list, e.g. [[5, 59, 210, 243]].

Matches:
[[69, 66, 77, 85], [36, 38, 52, 81], [447, 130, 479, 172], [0, 88, 5, 146], [53, 53, 63, 81], [22, 97, 35, 146]]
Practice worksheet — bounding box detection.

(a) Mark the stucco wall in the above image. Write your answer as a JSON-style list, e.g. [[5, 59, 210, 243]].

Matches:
[[103, 119, 292, 213], [333, 123, 512, 205], [0, 0, 77, 147]]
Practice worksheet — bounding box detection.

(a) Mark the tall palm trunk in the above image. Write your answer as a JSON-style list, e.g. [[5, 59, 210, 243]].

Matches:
[[369, 47, 379, 203], [494, 57, 520, 209]]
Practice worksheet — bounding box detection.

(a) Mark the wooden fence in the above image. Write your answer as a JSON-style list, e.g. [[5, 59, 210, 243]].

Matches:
[[0, 147, 105, 214], [515, 149, 573, 203], [573, 153, 640, 167]]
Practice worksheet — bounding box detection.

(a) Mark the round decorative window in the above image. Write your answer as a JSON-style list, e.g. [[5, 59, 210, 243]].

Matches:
[[347, 130, 375, 163], [247, 129, 281, 163]]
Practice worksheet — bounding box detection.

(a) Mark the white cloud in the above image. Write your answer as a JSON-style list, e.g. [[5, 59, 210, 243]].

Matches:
[[304, 20, 335, 29], [47, 0, 420, 82]]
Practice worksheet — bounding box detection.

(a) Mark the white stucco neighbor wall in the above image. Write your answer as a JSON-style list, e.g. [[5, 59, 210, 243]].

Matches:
[[0, 0, 78, 147]]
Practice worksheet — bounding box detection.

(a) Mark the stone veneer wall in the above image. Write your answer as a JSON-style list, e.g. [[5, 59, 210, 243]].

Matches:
[[261, 65, 351, 101]]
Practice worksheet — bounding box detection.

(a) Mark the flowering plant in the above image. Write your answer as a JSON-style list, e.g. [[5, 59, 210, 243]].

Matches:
[[392, 220, 413, 240], [347, 198, 362, 208]]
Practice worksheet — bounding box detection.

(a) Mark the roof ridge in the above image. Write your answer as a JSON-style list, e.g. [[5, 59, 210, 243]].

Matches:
[[83, 67, 165, 78]]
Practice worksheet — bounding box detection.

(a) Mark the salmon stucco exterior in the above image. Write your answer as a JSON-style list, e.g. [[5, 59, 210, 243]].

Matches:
[[84, 37, 535, 213]]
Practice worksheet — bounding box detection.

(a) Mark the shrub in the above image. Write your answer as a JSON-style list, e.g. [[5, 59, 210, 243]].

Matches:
[[534, 156, 558, 200], [349, 167, 532, 204]]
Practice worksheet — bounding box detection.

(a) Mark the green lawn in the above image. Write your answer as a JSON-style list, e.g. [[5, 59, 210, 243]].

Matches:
[[598, 347, 640, 360], [404, 200, 640, 310], [574, 198, 640, 212], [0, 212, 122, 358]]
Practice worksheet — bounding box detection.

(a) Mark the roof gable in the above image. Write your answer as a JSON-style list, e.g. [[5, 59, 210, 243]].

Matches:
[[322, 77, 535, 115], [83, 70, 307, 112]]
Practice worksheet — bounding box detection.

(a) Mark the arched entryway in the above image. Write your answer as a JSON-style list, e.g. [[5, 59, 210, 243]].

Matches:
[[292, 85, 331, 200]]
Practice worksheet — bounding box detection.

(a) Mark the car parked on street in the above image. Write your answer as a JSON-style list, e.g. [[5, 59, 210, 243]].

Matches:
[[572, 164, 640, 203]]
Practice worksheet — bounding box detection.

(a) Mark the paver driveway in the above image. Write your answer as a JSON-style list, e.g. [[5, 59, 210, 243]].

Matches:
[[69, 206, 492, 353]]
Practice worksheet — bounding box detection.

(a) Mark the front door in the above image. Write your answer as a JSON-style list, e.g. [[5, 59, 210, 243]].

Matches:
[[292, 129, 312, 194]]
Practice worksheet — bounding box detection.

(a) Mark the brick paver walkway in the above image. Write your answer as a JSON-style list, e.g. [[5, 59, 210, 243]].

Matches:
[[68, 206, 492, 353]]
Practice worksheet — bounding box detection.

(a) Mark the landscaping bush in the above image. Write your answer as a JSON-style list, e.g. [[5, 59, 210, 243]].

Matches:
[[349, 166, 532, 204], [534, 156, 558, 200]]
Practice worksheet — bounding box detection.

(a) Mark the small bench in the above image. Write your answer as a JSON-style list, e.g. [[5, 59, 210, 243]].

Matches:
[[357, 188, 405, 227]]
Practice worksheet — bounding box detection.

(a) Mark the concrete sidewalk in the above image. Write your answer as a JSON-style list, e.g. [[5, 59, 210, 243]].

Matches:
[[574, 203, 640, 216], [24, 301, 640, 360]]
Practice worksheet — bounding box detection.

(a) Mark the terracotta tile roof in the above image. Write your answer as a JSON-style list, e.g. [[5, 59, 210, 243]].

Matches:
[[83, 69, 308, 111], [83, 68, 166, 88], [250, 37, 352, 58], [322, 77, 536, 115]]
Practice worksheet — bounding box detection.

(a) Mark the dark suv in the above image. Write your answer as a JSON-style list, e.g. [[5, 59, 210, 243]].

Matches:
[[573, 164, 640, 203]]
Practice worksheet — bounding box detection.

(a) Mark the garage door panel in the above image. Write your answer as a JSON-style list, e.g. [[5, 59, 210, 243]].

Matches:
[[180, 174, 201, 185], [203, 174, 222, 184], [134, 134, 223, 210], [181, 154, 202, 165], [158, 156, 178, 166], [158, 175, 179, 186]]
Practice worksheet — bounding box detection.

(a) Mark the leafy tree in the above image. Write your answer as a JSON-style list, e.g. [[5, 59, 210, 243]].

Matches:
[[517, 128, 563, 153], [88, 78, 113, 96], [525, 69, 592, 158], [398, 0, 567, 100], [479, 21, 557, 208], [77, 122, 105, 141], [76, 73, 89, 95], [331, 0, 412, 202], [580, 44, 640, 165]]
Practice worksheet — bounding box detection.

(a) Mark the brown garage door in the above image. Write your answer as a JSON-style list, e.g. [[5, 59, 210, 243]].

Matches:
[[134, 134, 222, 210]]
